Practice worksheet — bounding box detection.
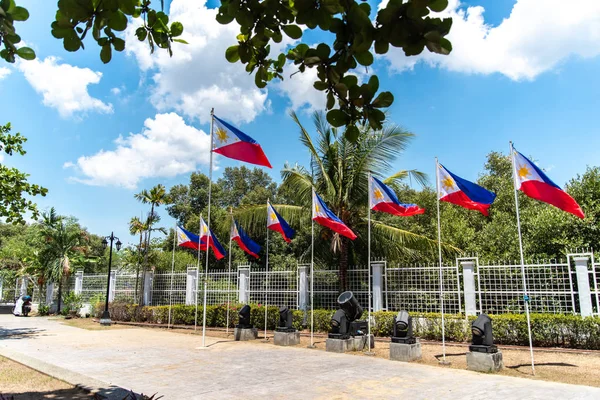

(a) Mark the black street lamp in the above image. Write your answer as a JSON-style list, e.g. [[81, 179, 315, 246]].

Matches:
[[100, 232, 122, 326]]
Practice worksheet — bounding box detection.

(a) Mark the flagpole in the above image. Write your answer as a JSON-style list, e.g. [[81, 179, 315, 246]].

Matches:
[[510, 141, 536, 375], [308, 188, 315, 348], [226, 207, 233, 336], [366, 172, 374, 355], [194, 216, 202, 331], [435, 157, 448, 365], [167, 222, 177, 329], [201, 108, 215, 348], [264, 199, 270, 342]]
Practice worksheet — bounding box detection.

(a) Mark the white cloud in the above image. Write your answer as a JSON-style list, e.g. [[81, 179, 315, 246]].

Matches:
[[0, 67, 11, 81], [18, 56, 113, 118], [276, 66, 327, 112], [382, 0, 600, 80], [125, 0, 287, 125], [65, 112, 210, 189], [111, 87, 121, 95]]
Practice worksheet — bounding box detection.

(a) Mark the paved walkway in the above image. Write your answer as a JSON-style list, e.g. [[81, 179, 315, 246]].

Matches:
[[1, 316, 599, 399]]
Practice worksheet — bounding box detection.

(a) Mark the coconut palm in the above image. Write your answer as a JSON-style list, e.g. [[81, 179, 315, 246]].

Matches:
[[236, 111, 457, 291], [129, 215, 147, 299], [38, 208, 84, 313]]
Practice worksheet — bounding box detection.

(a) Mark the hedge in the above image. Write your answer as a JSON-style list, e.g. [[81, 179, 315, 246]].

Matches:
[[94, 302, 600, 350]]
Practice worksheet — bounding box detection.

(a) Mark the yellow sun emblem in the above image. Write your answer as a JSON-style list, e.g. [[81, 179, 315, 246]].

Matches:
[[442, 176, 455, 191], [315, 204, 320, 214], [373, 188, 384, 201], [270, 212, 276, 221], [517, 165, 530, 180], [215, 127, 229, 143]]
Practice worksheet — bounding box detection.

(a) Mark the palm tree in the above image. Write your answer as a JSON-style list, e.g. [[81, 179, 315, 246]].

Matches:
[[237, 111, 457, 291], [134, 184, 168, 303], [38, 208, 83, 313], [129, 216, 147, 299]]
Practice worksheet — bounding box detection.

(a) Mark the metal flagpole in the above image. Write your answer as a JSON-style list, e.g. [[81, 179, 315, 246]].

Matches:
[[201, 108, 215, 348], [308, 188, 315, 348], [366, 172, 374, 355], [264, 199, 270, 341], [194, 216, 202, 331], [226, 208, 233, 336], [509, 141, 536, 375], [167, 222, 177, 329], [435, 158, 448, 365]]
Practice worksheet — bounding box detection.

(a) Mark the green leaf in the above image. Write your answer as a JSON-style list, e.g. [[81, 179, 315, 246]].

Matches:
[[372, 91, 394, 108], [173, 38, 188, 44], [439, 38, 452, 55], [171, 21, 183, 37], [326, 92, 335, 109], [354, 51, 373, 66], [225, 45, 240, 63], [344, 124, 360, 141], [282, 24, 302, 40], [15, 46, 35, 60], [326, 109, 348, 127], [63, 34, 82, 52], [112, 37, 125, 52], [216, 12, 234, 24], [100, 44, 112, 63], [108, 11, 127, 31], [367, 75, 379, 94], [135, 27, 147, 41], [10, 5, 28, 21], [429, 0, 448, 12], [374, 40, 388, 55], [313, 81, 328, 91]]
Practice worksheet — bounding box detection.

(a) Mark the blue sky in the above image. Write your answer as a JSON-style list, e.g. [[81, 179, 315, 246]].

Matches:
[[1, 0, 599, 246]]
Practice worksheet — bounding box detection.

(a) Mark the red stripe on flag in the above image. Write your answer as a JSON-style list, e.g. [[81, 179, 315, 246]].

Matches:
[[373, 202, 425, 217], [233, 237, 259, 259], [213, 142, 272, 168], [314, 217, 357, 240], [520, 180, 585, 219], [268, 223, 292, 243], [441, 191, 491, 216], [179, 241, 200, 250]]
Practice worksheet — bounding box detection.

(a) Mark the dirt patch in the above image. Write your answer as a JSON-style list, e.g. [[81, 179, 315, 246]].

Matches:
[[53, 317, 133, 331], [0, 356, 92, 399]]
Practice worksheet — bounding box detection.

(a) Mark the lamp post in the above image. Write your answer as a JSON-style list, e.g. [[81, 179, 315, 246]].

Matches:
[[100, 232, 122, 326]]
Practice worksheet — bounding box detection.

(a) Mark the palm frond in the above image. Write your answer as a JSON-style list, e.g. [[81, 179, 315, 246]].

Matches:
[[383, 169, 429, 188], [280, 164, 314, 206]]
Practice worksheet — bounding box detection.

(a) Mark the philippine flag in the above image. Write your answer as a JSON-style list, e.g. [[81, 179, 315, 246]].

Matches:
[[267, 201, 295, 243], [512, 149, 584, 219], [176, 226, 201, 250], [212, 116, 272, 168], [200, 217, 227, 260], [231, 221, 261, 259], [370, 176, 425, 217], [438, 164, 496, 216], [312, 190, 357, 240]]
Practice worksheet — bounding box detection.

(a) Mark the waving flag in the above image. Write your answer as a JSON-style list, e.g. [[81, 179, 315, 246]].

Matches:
[[370, 176, 425, 217], [438, 164, 496, 216], [512, 149, 584, 219], [312, 190, 357, 240], [212, 116, 272, 168], [200, 217, 227, 260], [231, 221, 261, 259], [267, 201, 295, 243], [176, 226, 200, 250]]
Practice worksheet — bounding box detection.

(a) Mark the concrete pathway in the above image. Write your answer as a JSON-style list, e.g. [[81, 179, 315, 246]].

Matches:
[[1, 316, 599, 399]]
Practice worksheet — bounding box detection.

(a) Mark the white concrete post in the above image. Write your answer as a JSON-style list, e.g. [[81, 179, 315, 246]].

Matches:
[[238, 265, 250, 304], [0, 277, 3, 301], [143, 271, 152, 305], [185, 268, 197, 305], [372, 261, 384, 312], [19, 276, 28, 297], [109, 271, 117, 303], [298, 264, 309, 310], [46, 282, 54, 305], [574, 256, 593, 317], [461, 260, 477, 316], [74, 271, 84, 295]]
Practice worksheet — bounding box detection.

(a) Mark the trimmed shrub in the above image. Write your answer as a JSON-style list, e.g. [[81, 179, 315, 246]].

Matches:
[[92, 301, 600, 350]]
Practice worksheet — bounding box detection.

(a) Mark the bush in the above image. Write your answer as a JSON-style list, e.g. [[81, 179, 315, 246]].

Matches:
[[62, 292, 83, 315], [38, 304, 50, 316], [89, 302, 600, 350]]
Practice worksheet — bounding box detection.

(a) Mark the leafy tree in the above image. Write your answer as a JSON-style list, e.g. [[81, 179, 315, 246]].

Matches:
[[0, 0, 185, 64], [217, 166, 277, 207], [0, 123, 48, 224], [38, 208, 86, 313], [219, 0, 452, 139], [236, 111, 455, 290]]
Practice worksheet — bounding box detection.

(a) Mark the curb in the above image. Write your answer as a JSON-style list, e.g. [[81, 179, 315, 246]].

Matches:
[[0, 347, 132, 400]]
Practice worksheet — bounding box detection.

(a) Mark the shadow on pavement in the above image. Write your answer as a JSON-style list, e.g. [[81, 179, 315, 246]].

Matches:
[[0, 327, 46, 341], [0, 387, 157, 400], [508, 362, 578, 369]]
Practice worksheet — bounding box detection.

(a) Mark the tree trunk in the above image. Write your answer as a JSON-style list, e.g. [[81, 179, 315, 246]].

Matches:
[[134, 233, 142, 300], [139, 204, 155, 305], [57, 277, 63, 314], [339, 237, 349, 293]]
